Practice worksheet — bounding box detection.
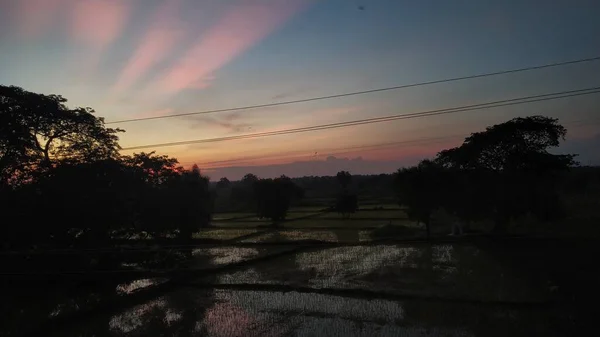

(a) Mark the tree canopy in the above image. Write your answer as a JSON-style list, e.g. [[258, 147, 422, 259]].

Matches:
[[436, 116, 577, 171], [395, 116, 578, 236], [0, 86, 213, 249], [254, 176, 304, 224], [394, 160, 446, 238], [0, 85, 123, 185], [216, 177, 231, 189], [336, 170, 352, 190]]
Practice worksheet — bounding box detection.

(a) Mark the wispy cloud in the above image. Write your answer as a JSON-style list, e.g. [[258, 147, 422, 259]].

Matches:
[[113, 0, 184, 92], [134, 108, 176, 119], [14, 0, 66, 38], [187, 112, 253, 133], [157, 0, 310, 93], [70, 0, 131, 48], [271, 86, 314, 100]]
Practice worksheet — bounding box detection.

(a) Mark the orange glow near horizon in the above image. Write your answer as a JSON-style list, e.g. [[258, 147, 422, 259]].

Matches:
[[3, 0, 599, 178]]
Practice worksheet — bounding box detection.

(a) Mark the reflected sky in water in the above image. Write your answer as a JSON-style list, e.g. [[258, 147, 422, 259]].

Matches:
[[7, 243, 572, 337], [95, 287, 557, 337]]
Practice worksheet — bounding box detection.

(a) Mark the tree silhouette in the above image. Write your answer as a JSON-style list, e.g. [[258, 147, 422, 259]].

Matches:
[[442, 168, 492, 233], [216, 177, 231, 189], [28, 159, 139, 247], [335, 193, 358, 219], [241, 173, 259, 185], [334, 171, 358, 218], [394, 160, 446, 239], [254, 177, 303, 225], [0, 85, 122, 185], [123, 151, 182, 186], [436, 116, 577, 233], [229, 173, 259, 211], [137, 163, 211, 241], [336, 170, 352, 190], [436, 116, 576, 171]]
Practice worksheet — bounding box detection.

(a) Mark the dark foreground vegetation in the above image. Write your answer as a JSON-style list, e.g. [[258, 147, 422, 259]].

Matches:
[[2, 85, 600, 336]]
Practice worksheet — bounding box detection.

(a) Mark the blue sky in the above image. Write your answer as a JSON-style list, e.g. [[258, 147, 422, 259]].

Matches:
[[1, 0, 599, 179]]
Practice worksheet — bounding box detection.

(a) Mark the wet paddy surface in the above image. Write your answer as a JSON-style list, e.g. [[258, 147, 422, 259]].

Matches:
[[1, 241, 585, 336]]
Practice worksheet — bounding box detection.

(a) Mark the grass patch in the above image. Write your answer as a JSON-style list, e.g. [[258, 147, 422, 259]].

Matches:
[[193, 229, 259, 240], [284, 211, 325, 219], [370, 224, 424, 240], [240, 229, 374, 243], [212, 213, 256, 221], [288, 206, 330, 212], [319, 209, 407, 219], [211, 220, 270, 228], [286, 217, 415, 229]]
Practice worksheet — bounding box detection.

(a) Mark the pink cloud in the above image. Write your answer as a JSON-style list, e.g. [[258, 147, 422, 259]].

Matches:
[[70, 0, 132, 48], [134, 108, 176, 119], [15, 0, 67, 37], [158, 0, 310, 93], [113, 0, 184, 92]]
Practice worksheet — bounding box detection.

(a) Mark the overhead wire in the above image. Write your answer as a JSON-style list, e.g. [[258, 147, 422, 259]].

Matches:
[[190, 118, 600, 168], [190, 135, 465, 169], [105, 56, 600, 124], [120, 86, 600, 151]]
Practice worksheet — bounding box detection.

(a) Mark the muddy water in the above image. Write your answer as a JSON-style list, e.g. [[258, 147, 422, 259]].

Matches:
[[3, 244, 576, 336]]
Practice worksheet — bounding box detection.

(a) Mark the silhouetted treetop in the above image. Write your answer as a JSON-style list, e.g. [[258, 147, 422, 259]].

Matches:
[[335, 193, 358, 219], [336, 170, 352, 189], [0, 85, 122, 185], [216, 177, 231, 188], [122, 152, 182, 186], [394, 159, 446, 238], [436, 116, 577, 171], [241, 173, 259, 184], [254, 176, 304, 224]]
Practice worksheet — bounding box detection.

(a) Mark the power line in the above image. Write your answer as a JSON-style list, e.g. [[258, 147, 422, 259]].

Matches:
[[105, 56, 600, 124], [193, 138, 451, 167], [120, 86, 600, 151], [193, 135, 464, 168], [124, 88, 600, 151], [193, 118, 599, 169], [194, 116, 597, 167]]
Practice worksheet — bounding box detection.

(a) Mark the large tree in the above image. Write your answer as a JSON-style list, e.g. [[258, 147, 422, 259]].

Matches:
[[122, 151, 182, 187], [435, 115, 577, 233], [254, 176, 303, 225], [216, 177, 231, 189], [0, 85, 122, 184], [336, 170, 352, 190], [436, 116, 576, 171], [394, 160, 447, 239]]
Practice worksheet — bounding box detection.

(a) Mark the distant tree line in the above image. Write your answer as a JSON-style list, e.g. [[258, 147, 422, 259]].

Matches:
[[2, 84, 599, 255]]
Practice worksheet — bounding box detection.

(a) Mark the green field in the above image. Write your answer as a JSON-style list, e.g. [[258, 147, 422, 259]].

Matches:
[[193, 229, 260, 240], [207, 205, 424, 242], [239, 229, 375, 243], [318, 209, 407, 219], [211, 213, 256, 221], [205, 195, 440, 244]]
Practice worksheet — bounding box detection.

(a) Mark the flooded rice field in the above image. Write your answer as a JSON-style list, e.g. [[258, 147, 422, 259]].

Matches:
[[62, 287, 566, 337], [2, 239, 583, 337]]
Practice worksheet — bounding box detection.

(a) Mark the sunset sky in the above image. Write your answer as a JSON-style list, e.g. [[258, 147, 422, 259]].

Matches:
[[1, 0, 599, 179]]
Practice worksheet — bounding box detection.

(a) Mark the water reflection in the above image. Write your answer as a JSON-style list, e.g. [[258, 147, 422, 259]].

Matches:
[[192, 247, 260, 265], [62, 287, 564, 336], [8, 243, 577, 336], [108, 297, 167, 333], [210, 244, 552, 303], [116, 278, 168, 295]]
